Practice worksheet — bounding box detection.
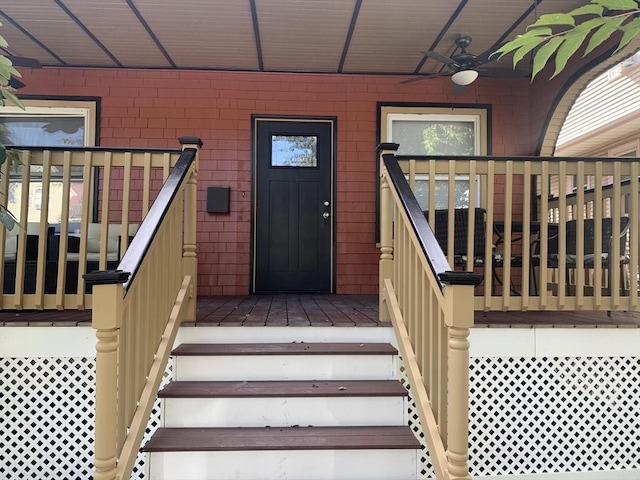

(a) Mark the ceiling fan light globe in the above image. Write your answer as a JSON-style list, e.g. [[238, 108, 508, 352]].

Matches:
[[451, 69, 478, 86]]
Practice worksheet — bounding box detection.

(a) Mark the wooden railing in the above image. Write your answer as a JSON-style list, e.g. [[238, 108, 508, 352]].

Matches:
[[379, 144, 480, 480], [88, 137, 200, 480], [0, 143, 183, 310], [394, 152, 640, 312]]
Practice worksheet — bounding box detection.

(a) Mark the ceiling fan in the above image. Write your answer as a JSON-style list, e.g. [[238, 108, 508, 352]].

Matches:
[[403, 35, 528, 93]]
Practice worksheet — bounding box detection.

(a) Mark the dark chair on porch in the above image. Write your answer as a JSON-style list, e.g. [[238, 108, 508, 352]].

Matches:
[[424, 208, 488, 268], [531, 217, 631, 296]]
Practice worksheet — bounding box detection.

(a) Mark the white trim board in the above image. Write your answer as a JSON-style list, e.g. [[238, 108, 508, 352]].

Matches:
[[476, 469, 639, 480], [0, 326, 96, 357], [2, 325, 639, 358], [469, 327, 640, 357]]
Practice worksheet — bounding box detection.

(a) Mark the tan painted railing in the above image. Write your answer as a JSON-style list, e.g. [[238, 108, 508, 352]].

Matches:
[[394, 153, 640, 312], [379, 144, 479, 480], [0, 144, 182, 310], [89, 137, 200, 480]]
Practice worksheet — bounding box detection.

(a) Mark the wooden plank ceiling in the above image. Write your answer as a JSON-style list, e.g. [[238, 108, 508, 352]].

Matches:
[[1, 0, 587, 79]]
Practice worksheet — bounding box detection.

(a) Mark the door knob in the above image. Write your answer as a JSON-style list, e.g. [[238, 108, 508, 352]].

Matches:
[[323, 212, 330, 219]]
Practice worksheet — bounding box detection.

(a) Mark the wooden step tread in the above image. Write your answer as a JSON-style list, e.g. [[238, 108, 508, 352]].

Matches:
[[159, 380, 408, 398], [143, 426, 420, 452], [171, 342, 398, 356]]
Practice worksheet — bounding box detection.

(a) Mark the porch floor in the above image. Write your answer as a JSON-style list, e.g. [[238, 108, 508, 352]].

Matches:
[[1, 294, 639, 327]]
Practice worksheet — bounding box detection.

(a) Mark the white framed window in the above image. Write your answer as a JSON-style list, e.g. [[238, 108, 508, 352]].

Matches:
[[0, 99, 97, 224], [380, 106, 488, 210]]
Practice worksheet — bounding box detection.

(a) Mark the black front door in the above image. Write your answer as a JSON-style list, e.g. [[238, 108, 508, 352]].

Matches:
[[253, 119, 334, 293]]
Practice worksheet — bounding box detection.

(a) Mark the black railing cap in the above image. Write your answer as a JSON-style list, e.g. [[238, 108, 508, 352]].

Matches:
[[179, 136, 203, 148], [84, 270, 131, 286], [438, 271, 484, 286], [376, 143, 399, 154]]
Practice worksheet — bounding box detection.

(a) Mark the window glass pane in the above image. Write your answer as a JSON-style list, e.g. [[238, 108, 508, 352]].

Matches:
[[271, 135, 317, 167], [392, 120, 475, 156], [0, 116, 85, 147], [0, 105, 92, 225], [412, 176, 471, 210]]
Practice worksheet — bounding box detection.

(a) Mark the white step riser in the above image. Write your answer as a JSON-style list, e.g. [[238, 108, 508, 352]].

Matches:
[[177, 326, 397, 346], [162, 396, 408, 427], [147, 449, 418, 480], [174, 354, 397, 381]]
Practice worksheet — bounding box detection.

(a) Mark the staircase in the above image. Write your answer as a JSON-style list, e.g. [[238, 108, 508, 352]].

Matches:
[[143, 326, 421, 479]]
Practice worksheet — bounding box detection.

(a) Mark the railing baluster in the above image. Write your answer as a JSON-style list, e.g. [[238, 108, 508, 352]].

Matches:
[[594, 162, 604, 306], [630, 164, 639, 307], [611, 162, 622, 308], [557, 161, 567, 304], [142, 152, 152, 216], [576, 162, 586, 308]]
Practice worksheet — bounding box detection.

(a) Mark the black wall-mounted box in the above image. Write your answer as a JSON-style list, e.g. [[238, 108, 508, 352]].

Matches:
[[206, 186, 230, 213]]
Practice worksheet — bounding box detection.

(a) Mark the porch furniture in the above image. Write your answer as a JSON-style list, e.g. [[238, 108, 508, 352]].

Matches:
[[44, 223, 140, 294], [4, 223, 54, 261], [493, 221, 559, 295], [531, 217, 631, 296], [424, 208, 487, 268], [76, 222, 140, 261]]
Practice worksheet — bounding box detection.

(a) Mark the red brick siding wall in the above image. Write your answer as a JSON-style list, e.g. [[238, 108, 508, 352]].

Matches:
[[20, 68, 540, 295]]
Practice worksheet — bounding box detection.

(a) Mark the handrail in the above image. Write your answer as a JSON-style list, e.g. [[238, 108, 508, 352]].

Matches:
[[378, 145, 480, 480], [87, 137, 201, 480], [118, 144, 197, 289], [381, 150, 450, 284]]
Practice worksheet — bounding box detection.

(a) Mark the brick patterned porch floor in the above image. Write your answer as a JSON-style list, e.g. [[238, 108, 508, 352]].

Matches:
[[0, 294, 639, 327]]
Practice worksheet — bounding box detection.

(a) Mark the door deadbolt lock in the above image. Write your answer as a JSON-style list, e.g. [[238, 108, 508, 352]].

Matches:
[[324, 201, 330, 206], [323, 212, 330, 219]]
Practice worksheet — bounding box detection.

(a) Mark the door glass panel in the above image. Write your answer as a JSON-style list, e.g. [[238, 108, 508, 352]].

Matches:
[[271, 135, 317, 167]]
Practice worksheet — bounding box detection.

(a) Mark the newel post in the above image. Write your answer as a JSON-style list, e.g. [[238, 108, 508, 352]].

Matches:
[[378, 143, 399, 323], [439, 271, 482, 480], [179, 136, 202, 323], [85, 270, 130, 480]]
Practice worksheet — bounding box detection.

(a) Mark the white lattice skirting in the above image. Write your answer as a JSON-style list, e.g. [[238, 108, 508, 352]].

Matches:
[[0, 327, 638, 479]]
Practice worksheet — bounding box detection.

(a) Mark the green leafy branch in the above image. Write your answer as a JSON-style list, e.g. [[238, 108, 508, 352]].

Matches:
[[0, 21, 24, 230], [494, 0, 640, 80]]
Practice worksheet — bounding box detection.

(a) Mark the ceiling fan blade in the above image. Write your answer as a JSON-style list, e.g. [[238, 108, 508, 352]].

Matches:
[[400, 72, 450, 84], [8, 77, 26, 89], [478, 67, 529, 78], [6, 55, 42, 68], [421, 50, 459, 67]]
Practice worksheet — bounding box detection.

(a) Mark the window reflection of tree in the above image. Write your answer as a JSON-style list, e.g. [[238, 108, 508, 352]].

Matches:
[[0, 117, 84, 147], [272, 135, 317, 167]]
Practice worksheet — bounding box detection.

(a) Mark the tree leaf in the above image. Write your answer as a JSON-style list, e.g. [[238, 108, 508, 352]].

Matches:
[[0, 145, 6, 165], [614, 17, 640, 53], [567, 4, 605, 17], [0, 209, 17, 231], [511, 36, 548, 67], [553, 28, 592, 77], [0, 36, 8, 49], [527, 13, 576, 30], [0, 88, 24, 109], [584, 16, 626, 55], [592, 0, 640, 10], [531, 37, 564, 80], [492, 28, 552, 59]]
